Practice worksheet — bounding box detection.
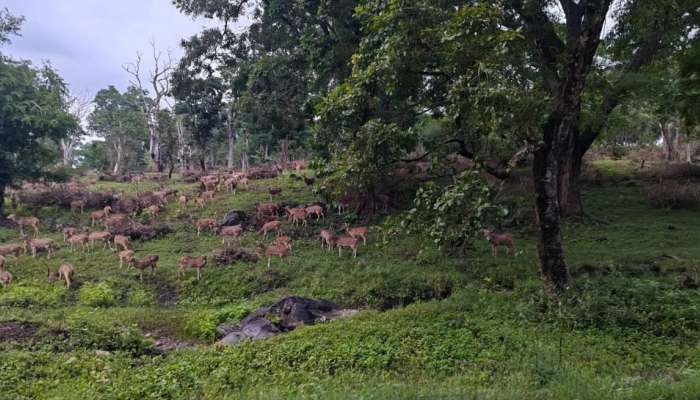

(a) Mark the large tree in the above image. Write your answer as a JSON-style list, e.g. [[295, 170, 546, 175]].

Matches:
[[0, 10, 75, 216]]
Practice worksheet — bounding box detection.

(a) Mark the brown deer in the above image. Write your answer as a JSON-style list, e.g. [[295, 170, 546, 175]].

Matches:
[[319, 229, 335, 251], [0, 244, 23, 258], [49, 262, 74, 288], [88, 231, 113, 251], [257, 220, 282, 239], [134, 255, 159, 281], [178, 195, 188, 209], [196, 217, 218, 236], [483, 229, 514, 257], [305, 205, 324, 220], [219, 225, 243, 244], [23, 237, 56, 259], [113, 235, 130, 251], [201, 190, 215, 201], [90, 206, 112, 226], [272, 235, 292, 250], [0, 255, 5, 270], [7, 214, 40, 237], [57, 225, 78, 243], [258, 242, 291, 268], [67, 233, 89, 252], [178, 255, 207, 280], [256, 203, 278, 219], [344, 223, 368, 245], [195, 197, 207, 209], [285, 207, 308, 226], [146, 205, 161, 222], [70, 199, 86, 213], [224, 177, 237, 194], [0, 269, 12, 287], [335, 235, 358, 258], [118, 250, 135, 268]]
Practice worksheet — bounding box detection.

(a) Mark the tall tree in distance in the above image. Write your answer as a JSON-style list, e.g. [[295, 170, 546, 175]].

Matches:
[[123, 41, 173, 172], [60, 93, 91, 166]]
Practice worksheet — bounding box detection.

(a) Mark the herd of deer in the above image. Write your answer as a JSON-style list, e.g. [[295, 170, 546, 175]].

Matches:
[[0, 168, 515, 289]]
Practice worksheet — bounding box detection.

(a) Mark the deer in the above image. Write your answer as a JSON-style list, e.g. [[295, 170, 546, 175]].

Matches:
[[224, 177, 238, 194], [70, 199, 86, 214], [219, 225, 243, 244], [237, 176, 249, 189], [285, 207, 308, 226], [118, 250, 135, 268], [335, 235, 358, 258], [0, 244, 24, 258], [146, 205, 162, 222], [67, 233, 89, 252], [344, 223, 368, 245], [113, 234, 130, 251], [256, 203, 279, 219], [88, 231, 113, 252], [258, 242, 291, 269], [134, 255, 159, 281], [103, 213, 129, 230], [195, 197, 207, 209], [48, 262, 74, 288], [57, 225, 78, 243], [257, 220, 282, 239], [0, 269, 13, 287], [0, 255, 5, 270], [305, 205, 324, 220], [272, 235, 293, 250], [178, 195, 188, 209], [483, 229, 514, 257], [196, 217, 218, 236], [7, 214, 40, 237], [319, 229, 336, 251], [90, 206, 112, 226], [201, 190, 216, 201], [23, 237, 56, 259], [178, 255, 207, 280]]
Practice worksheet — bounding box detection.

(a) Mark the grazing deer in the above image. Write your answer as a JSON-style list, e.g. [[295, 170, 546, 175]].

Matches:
[[305, 205, 324, 220], [483, 229, 514, 257], [256, 203, 279, 219], [285, 207, 308, 226], [57, 225, 78, 243], [178, 195, 188, 209], [201, 191, 216, 201], [134, 255, 159, 281], [7, 214, 40, 237], [118, 250, 135, 269], [272, 235, 292, 250], [70, 199, 86, 214], [257, 220, 282, 239], [258, 242, 291, 269], [67, 233, 89, 252], [196, 217, 218, 236], [90, 206, 112, 226], [335, 235, 358, 258], [113, 234, 130, 251], [195, 197, 207, 209], [103, 213, 129, 230], [0, 244, 23, 258], [49, 262, 74, 288], [219, 225, 243, 244], [178, 255, 207, 280], [88, 231, 113, 251], [224, 177, 237, 194], [23, 237, 56, 259], [344, 223, 368, 245], [0, 269, 13, 287], [319, 229, 335, 251]]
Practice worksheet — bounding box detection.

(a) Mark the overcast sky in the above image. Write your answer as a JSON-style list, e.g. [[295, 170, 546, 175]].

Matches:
[[2, 0, 221, 97]]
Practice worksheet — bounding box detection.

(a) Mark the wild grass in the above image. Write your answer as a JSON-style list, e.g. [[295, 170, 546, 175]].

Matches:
[[1, 161, 700, 399]]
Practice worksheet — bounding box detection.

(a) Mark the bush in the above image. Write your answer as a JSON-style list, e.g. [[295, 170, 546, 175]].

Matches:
[[642, 182, 700, 209], [644, 163, 700, 181], [127, 289, 155, 306], [79, 282, 118, 307], [0, 285, 67, 307]]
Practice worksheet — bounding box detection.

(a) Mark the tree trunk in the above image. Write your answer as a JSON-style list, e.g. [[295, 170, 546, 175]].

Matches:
[[0, 184, 5, 217], [227, 127, 236, 169], [199, 155, 206, 172], [113, 141, 123, 175], [558, 138, 585, 217], [60, 138, 75, 167], [280, 137, 289, 168]]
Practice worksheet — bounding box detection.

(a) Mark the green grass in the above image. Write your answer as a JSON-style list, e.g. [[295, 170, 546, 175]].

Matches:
[[2, 165, 700, 399]]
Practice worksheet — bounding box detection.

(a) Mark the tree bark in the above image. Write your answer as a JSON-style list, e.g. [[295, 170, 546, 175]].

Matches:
[[0, 184, 5, 217], [227, 126, 236, 169], [113, 141, 123, 175]]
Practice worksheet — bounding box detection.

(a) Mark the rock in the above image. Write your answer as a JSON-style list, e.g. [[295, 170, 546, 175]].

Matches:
[[212, 247, 259, 265], [219, 210, 252, 228], [216, 296, 357, 346]]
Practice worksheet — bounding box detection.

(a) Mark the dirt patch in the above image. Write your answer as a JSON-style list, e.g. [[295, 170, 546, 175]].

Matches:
[[154, 280, 178, 306], [0, 320, 40, 342]]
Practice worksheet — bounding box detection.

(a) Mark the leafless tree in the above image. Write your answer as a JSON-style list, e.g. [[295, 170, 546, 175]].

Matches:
[[123, 40, 173, 172], [60, 93, 91, 166]]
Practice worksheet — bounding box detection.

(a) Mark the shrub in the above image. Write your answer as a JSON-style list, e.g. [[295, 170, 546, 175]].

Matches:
[[0, 284, 67, 307], [642, 182, 700, 209], [127, 289, 155, 306], [79, 282, 118, 307]]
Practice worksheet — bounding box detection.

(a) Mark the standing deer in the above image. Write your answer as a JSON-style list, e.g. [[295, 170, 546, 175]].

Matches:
[[344, 223, 368, 245], [7, 214, 40, 237], [178, 255, 207, 280], [257, 220, 282, 239], [118, 250, 135, 269], [319, 229, 335, 251], [335, 235, 358, 258], [0, 269, 12, 287], [134, 255, 159, 281], [219, 225, 243, 244], [483, 229, 514, 257]]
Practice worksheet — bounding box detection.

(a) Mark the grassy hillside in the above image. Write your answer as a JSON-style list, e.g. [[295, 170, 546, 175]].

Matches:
[[1, 162, 700, 399]]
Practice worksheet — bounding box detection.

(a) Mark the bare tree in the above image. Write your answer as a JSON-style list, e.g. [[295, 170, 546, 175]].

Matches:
[[60, 93, 91, 166], [123, 41, 173, 172]]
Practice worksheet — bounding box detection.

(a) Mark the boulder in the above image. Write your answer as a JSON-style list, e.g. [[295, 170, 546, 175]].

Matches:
[[216, 296, 357, 346], [219, 210, 252, 228]]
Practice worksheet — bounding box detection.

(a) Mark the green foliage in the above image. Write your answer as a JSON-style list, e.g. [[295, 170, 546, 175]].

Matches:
[[0, 284, 67, 307], [401, 169, 507, 249], [79, 282, 118, 308]]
